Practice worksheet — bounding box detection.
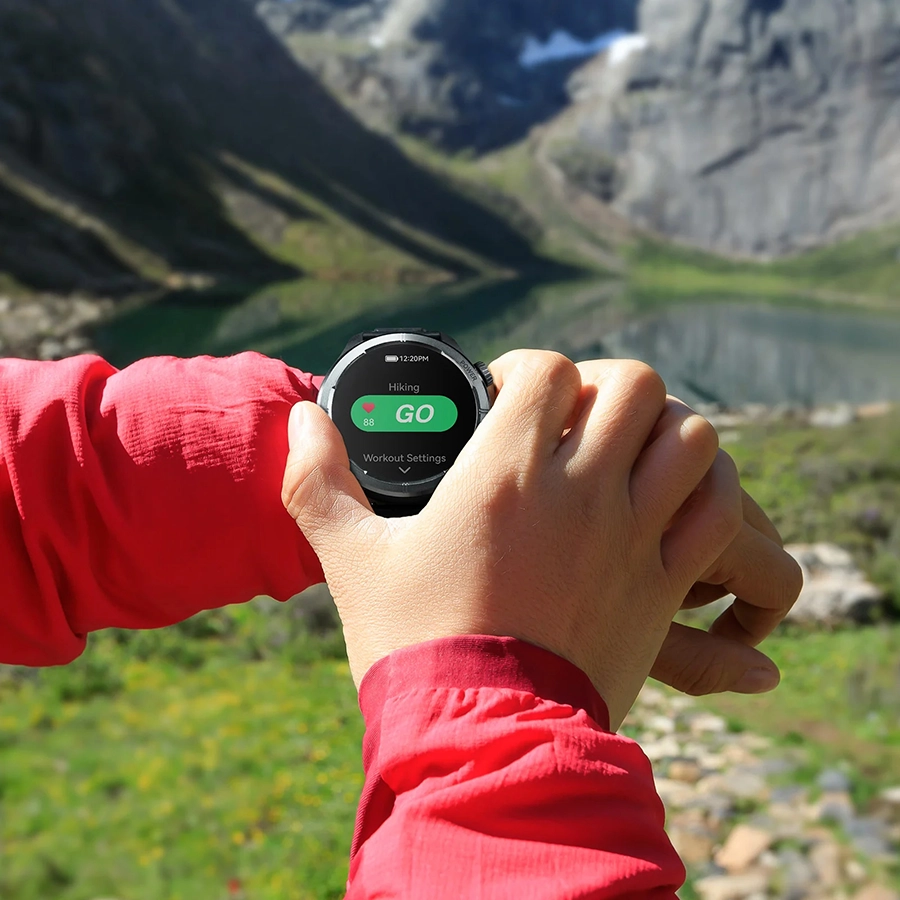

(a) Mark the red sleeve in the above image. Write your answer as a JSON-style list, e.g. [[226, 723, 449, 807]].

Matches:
[[0, 352, 326, 666], [349, 636, 685, 899]]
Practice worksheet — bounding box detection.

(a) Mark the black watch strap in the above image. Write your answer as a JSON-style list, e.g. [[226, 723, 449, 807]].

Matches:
[[369, 494, 430, 518], [342, 328, 465, 357]]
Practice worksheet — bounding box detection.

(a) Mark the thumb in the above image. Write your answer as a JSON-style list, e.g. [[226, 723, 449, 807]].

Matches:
[[281, 401, 379, 556]]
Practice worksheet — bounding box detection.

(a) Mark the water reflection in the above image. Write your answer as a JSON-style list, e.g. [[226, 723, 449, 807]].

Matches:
[[594, 303, 900, 407], [96, 278, 900, 408]]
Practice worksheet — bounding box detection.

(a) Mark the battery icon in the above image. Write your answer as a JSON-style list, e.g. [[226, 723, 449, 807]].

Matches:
[[385, 354, 400, 363]]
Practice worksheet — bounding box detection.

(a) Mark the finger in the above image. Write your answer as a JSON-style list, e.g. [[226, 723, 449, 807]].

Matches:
[[650, 621, 781, 695], [678, 489, 785, 611], [742, 489, 783, 547], [556, 359, 668, 477], [281, 402, 384, 558], [681, 581, 731, 610], [661, 449, 743, 592], [701, 524, 804, 646], [629, 397, 720, 528], [484, 349, 582, 459]]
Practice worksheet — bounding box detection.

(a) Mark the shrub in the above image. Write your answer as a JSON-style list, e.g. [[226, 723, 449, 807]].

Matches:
[[39, 647, 124, 703]]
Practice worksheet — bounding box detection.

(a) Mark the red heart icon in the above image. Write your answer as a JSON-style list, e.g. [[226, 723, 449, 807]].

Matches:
[[363, 402, 376, 414]]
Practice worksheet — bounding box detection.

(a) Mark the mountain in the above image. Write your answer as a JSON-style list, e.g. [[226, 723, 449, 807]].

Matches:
[[0, 0, 546, 297], [250, 0, 640, 150], [4, 0, 899, 311], [261, 0, 900, 260], [537, 0, 900, 258]]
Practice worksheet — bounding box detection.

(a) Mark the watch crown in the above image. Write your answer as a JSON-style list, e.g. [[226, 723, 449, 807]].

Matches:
[[475, 361, 494, 388]]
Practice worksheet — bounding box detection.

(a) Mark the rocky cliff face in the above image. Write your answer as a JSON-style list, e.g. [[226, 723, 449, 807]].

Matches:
[[251, 0, 639, 149], [255, 0, 900, 257], [539, 0, 900, 257]]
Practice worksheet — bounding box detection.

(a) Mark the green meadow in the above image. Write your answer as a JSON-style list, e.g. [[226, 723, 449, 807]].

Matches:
[[2, 411, 900, 899]]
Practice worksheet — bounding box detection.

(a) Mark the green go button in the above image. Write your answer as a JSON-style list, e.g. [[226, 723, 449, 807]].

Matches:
[[351, 395, 458, 432]]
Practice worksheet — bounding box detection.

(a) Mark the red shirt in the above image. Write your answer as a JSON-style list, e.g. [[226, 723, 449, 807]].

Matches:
[[0, 352, 684, 898]]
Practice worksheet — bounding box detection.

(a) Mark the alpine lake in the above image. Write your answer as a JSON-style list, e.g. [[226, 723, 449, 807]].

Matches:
[[94, 276, 900, 409]]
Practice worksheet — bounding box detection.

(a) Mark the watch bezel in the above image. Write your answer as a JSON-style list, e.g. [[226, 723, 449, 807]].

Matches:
[[317, 332, 493, 502]]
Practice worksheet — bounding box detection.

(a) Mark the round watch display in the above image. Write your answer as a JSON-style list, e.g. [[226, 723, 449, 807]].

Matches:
[[317, 332, 493, 510]]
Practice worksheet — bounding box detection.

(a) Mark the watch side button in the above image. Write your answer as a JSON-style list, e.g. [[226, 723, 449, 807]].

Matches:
[[475, 361, 494, 387]]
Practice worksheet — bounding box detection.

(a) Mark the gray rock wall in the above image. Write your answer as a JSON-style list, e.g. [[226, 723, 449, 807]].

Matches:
[[252, 0, 640, 149], [545, 0, 900, 257]]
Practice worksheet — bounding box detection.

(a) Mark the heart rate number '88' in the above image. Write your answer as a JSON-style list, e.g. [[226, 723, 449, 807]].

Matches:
[[351, 395, 458, 432]]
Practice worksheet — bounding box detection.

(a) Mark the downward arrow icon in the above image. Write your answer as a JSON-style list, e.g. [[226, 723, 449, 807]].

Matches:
[[399, 467, 411, 474]]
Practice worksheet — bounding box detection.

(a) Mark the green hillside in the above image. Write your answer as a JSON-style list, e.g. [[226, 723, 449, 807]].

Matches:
[[0, 0, 558, 297]]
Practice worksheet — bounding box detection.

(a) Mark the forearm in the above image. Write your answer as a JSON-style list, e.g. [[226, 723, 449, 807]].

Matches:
[[0, 352, 324, 666], [349, 636, 685, 899]]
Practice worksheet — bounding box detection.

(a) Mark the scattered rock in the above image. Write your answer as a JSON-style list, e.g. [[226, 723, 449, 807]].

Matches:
[[845, 818, 895, 860], [721, 769, 768, 802], [769, 786, 808, 806], [853, 886, 900, 900], [695, 870, 770, 900], [872, 787, 900, 822], [619, 684, 897, 899], [638, 685, 667, 708], [808, 841, 844, 888], [38, 338, 67, 361], [778, 847, 817, 898], [670, 823, 718, 866], [845, 859, 868, 883], [810, 404, 857, 429], [857, 402, 894, 420], [654, 777, 698, 810], [813, 791, 857, 827], [785, 544, 886, 625], [647, 714, 677, 734], [0, 293, 112, 361], [736, 735, 772, 754], [818, 769, 853, 793], [714, 825, 774, 874], [643, 735, 681, 762], [669, 759, 704, 784], [690, 714, 728, 736]]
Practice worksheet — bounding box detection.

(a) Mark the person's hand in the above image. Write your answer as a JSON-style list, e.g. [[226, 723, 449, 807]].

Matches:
[[282, 350, 800, 729], [650, 486, 803, 696]]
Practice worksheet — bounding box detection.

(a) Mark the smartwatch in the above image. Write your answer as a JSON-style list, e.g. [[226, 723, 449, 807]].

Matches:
[[317, 328, 496, 517]]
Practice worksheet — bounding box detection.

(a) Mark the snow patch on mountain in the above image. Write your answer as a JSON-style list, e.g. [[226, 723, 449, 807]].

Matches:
[[518, 28, 646, 68]]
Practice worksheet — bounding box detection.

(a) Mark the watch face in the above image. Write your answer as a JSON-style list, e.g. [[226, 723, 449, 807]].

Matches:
[[329, 340, 479, 491]]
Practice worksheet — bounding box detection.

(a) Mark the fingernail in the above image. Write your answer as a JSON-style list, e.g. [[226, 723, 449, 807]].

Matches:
[[288, 403, 305, 451], [734, 666, 781, 693]]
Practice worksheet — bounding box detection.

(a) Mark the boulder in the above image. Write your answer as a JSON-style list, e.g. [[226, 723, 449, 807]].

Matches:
[[784, 544, 886, 625], [810, 404, 857, 429], [695, 870, 770, 900], [714, 824, 774, 874]]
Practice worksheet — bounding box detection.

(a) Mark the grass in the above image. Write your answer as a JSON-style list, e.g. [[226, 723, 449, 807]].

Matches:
[[678, 410, 900, 794], [0, 606, 361, 900], [4, 394, 900, 897], [771, 224, 900, 299], [402, 135, 900, 310], [216, 154, 492, 284], [5, 608, 899, 900], [627, 237, 900, 310], [725, 410, 900, 607], [685, 624, 900, 788]]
